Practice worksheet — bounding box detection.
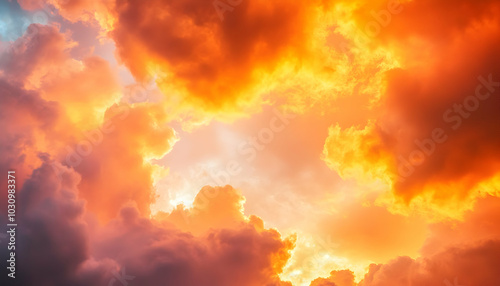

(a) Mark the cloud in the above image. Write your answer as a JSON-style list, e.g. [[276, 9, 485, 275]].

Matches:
[[359, 240, 500, 286], [316, 202, 428, 263], [0, 78, 63, 210], [157, 185, 247, 234], [67, 103, 177, 221], [0, 161, 295, 285], [0, 160, 109, 285], [323, 0, 500, 218], [304, 196, 500, 286], [17, 0, 113, 26], [38, 0, 392, 123], [0, 24, 121, 128], [0, 23, 172, 222], [109, 0, 320, 116], [14, 0, 406, 128], [3, 1, 500, 286], [38, 56, 121, 127], [310, 270, 356, 286], [421, 196, 500, 256], [96, 203, 295, 286], [0, 24, 74, 87]]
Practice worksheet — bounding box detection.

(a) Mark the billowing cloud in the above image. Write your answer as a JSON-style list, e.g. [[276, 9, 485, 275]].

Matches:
[[0, 161, 295, 285], [96, 198, 295, 286], [17, 0, 114, 27], [310, 270, 356, 286], [0, 79, 62, 211], [24, 0, 394, 123], [157, 185, 247, 234], [0, 21, 292, 284], [0, 24, 73, 87], [323, 0, 500, 218], [65, 103, 177, 221], [109, 0, 321, 116], [316, 202, 428, 263], [0, 24, 121, 128], [0, 23, 175, 221], [305, 197, 500, 286], [2, 1, 500, 286], [358, 240, 500, 286]]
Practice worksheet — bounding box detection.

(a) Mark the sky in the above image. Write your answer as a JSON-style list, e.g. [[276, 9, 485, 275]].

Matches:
[[0, 0, 500, 285]]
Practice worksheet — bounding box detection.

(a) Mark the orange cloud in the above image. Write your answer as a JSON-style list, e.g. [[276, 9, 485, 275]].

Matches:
[[316, 202, 428, 263], [38, 56, 121, 128], [109, 0, 320, 115], [0, 79, 63, 211], [0, 23, 176, 222], [421, 196, 500, 257], [3, 1, 500, 286], [358, 240, 500, 286], [0, 160, 295, 285], [67, 103, 177, 221], [16, 0, 404, 127], [323, 0, 500, 218], [0, 24, 74, 88], [310, 270, 356, 286], [96, 202, 295, 286], [17, 0, 114, 27], [158, 185, 246, 234], [1, 24, 120, 128], [0, 23, 172, 222], [305, 197, 500, 286]]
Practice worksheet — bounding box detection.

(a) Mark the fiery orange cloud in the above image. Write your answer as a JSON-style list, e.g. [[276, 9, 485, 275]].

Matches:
[[67, 103, 177, 221], [323, 0, 500, 219], [310, 270, 356, 286], [0, 79, 62, 211], [0, 161, 296, 285], [0, 23, 175, 221], [306, 197, 500, 286], [21, 0, 395, 123], [316, 202, 428, 263], [0, 24, 73, 88], [1, 24, 120, 128], [157, 185, 246, 234], [109, 0, 322, 116], [17, 0, 115, 28], [2, 0, 500, 286], [358, 240, 500, 286]]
